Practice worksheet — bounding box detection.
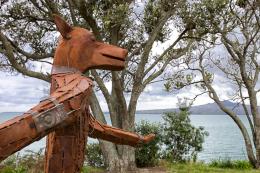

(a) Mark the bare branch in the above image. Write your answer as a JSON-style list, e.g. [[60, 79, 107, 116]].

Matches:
[[67, 0, 78, 25], [91, 69, 111, 103], [144, 28, 190, 76], [134, 10, 174, 84], [7, 37, 54, 60], [198, 50, 256, 163], [237, 78, 256, 146], [143, 50, 187, 86], [0, 31, 50, 82]]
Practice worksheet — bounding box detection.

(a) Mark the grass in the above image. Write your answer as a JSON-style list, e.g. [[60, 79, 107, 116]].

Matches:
[[1, 157, 260, 173], [209, 159, 253, 169], [81, 166, 104, 173], [167, 161, 260, 173]]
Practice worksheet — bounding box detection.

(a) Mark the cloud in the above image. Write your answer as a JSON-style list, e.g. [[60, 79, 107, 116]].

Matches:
[[136, 81, 214, 110], [92, 78, 216, 112], [0, 62, 256, 114], [0, 72, 49, 112]]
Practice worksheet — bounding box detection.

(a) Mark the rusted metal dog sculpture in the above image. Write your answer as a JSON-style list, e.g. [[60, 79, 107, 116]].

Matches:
[[0, 15, 155, 173]]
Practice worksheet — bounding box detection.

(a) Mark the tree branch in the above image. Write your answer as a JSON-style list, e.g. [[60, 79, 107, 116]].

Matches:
[[198, 51, 256, 164], [75, 0, 102, 40], [0, 31, 50, 82], [91, 69, 111, 103], [134, 10, 174, 84], [143, 50, 186, 86], [7, 37, 54, 60], [144, 28, 189, 76]]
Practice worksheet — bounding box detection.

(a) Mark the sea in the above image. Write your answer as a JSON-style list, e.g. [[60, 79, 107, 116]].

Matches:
[[0, 112, 251, 162]]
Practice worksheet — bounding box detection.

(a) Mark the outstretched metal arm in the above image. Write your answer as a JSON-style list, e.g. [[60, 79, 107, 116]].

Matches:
[[88, 114, 155, 146]]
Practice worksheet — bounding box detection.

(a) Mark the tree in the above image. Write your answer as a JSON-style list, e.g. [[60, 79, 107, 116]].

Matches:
[[135, 120, 163, 167], [162, 100, 208, 163], [166, 0, 260, 168], [0, 1, 194, 172]]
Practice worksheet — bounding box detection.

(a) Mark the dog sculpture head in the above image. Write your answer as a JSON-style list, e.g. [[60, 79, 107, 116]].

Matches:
[[53, 15, 128, 72]]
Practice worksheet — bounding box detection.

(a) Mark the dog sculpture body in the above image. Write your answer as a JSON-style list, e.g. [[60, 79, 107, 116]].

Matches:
[[0, 15, 155, 173]]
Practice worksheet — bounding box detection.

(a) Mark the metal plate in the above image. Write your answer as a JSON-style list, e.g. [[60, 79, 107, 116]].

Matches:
[[32, 104, 67, 133]]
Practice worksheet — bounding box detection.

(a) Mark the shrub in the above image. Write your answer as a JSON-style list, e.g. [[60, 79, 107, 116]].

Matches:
[[135, 120, 163, 167], [0, 150, 44, 173], [162, 108, 208, 163], [81, 166, 104, 173], [18, 149, 44, 173], [209, 159, 252, 169], [85, 143, 105, 168], [234, 160, 253, 169]]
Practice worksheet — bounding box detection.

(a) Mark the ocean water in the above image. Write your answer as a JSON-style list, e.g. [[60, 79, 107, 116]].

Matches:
[[0, 112, 251, 162]]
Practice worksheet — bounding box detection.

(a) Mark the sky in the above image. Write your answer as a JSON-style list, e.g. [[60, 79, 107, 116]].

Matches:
[[0, 41, 255, 113], [0, 69, 230, 113], [0, 26, 219, 112], [0, 1, 259, 113], [0, 27, 250, 113], [0, 44, 258, 113]]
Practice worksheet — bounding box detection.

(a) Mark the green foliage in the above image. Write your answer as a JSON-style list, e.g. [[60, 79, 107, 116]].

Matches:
[[0, 166, 27, 173], [164, 71, 197, 92], [236, 0, 247, 7], [95, 0, 131, 40], [143, 0, 165, 42], [162, 109, 208, 163], [0, 149, 44, 173], [85, 143, 105, 168], [135, 120, 163, 167], [209, 159, 253, 169], [134, 104, 208, 167], [18, 149, 44, 172]]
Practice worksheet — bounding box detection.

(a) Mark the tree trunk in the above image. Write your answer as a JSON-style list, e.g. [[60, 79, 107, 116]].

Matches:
[[246, 87, 260, 168], [90, 92, 137, 173], [100, 142, 136, 173], [202, 69, 258, 168], [99, 140, 121, 172], [254, 124, 260, 168], [121, 146, 136, 170]]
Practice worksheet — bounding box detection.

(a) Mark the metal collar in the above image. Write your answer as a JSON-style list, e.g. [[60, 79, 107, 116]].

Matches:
[[51, 66, 81, 75]]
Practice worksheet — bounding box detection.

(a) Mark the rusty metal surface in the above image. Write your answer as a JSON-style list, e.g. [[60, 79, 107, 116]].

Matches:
[[44, 73, 91, 173], [0, 14, 155, 173], [88, 114, 156, 147], [0, 73, 93, 161]]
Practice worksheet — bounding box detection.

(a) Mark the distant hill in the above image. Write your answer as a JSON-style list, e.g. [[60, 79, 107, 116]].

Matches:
[[136, 100, 254, 115]]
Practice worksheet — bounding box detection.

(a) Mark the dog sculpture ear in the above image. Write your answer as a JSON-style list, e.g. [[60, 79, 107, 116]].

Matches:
[[53, 14, 72, 39]]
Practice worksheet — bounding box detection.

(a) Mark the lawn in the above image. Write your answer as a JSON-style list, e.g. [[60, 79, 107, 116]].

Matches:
[[81, 162, 260, 173], [168, 163, 260, 173], [81, 166, 104, 173], [2, 161, 260, 173]]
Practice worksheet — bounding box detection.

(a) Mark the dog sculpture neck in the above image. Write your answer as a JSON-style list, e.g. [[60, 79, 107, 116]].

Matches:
[[51, 65, 80, 75]]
